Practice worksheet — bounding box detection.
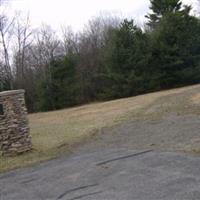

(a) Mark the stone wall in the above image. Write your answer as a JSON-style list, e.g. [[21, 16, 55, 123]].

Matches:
[[0, 90, 32, 156]]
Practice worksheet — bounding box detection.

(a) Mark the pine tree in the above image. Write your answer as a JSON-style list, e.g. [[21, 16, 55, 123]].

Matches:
[[149, 7, 200, 88], [146, 0, 182, 29]]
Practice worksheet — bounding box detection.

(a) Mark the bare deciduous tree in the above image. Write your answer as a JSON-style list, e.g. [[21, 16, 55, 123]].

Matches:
[[61, 26, 79, 55], [0, 9, 15, 89], [14, 14, 33, 88], [76, 15, 120, 101], [197, 0, 200, 15]]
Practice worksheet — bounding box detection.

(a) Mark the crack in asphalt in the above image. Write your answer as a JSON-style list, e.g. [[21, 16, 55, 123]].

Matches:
[[67, 191, 103, 200], [21, 177, 38, 184], [57, 184, 99, 199], [96, 149, 153, 166]]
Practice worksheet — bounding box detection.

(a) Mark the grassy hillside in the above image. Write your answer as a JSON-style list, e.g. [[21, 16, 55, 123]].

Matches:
[[1, 84, 200, 173]]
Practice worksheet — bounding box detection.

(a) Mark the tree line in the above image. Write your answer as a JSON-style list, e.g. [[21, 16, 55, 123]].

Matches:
[[1, 0, 200, 112]]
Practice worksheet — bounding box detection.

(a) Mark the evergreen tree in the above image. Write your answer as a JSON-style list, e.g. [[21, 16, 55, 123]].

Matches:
[[101, 19, 151, 98], [149, 8, 200, 88], [146, 0, 183, 29], [36, 55, 79, 111]]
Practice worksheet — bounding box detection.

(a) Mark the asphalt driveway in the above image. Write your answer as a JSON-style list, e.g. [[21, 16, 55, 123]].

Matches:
[[1, 148, 200, 200]]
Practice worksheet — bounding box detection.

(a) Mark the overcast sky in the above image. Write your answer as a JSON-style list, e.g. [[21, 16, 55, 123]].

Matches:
[[7, 0, 198, 31]]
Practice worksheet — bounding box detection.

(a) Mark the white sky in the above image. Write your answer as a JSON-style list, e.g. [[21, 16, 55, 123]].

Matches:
[[7, 0, 198, 32]]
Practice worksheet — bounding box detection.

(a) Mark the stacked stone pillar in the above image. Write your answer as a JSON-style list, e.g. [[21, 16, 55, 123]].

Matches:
[[0, 90, 32, 156]]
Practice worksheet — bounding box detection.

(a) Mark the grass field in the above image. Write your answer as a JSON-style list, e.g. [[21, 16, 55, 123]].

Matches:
[[1, 84, 200, 173]]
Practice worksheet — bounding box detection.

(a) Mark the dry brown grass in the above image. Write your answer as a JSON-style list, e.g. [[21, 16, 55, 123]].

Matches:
[[192, 93, 200, 104], [1, 84, 200, 173]]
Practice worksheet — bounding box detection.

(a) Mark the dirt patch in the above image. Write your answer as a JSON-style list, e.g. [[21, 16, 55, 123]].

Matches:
[[191, 93, 200, 104], [76, 113, 200, 156]]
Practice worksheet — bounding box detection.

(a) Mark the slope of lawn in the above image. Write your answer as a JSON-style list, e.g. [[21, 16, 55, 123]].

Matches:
[[1, 84, 200, 173]]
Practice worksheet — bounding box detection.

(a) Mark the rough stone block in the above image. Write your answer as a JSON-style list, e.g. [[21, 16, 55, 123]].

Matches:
[[0, 90, 32, 156]]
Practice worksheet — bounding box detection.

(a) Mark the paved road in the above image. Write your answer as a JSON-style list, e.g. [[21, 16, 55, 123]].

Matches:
[[1, 148, 200, 200]]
